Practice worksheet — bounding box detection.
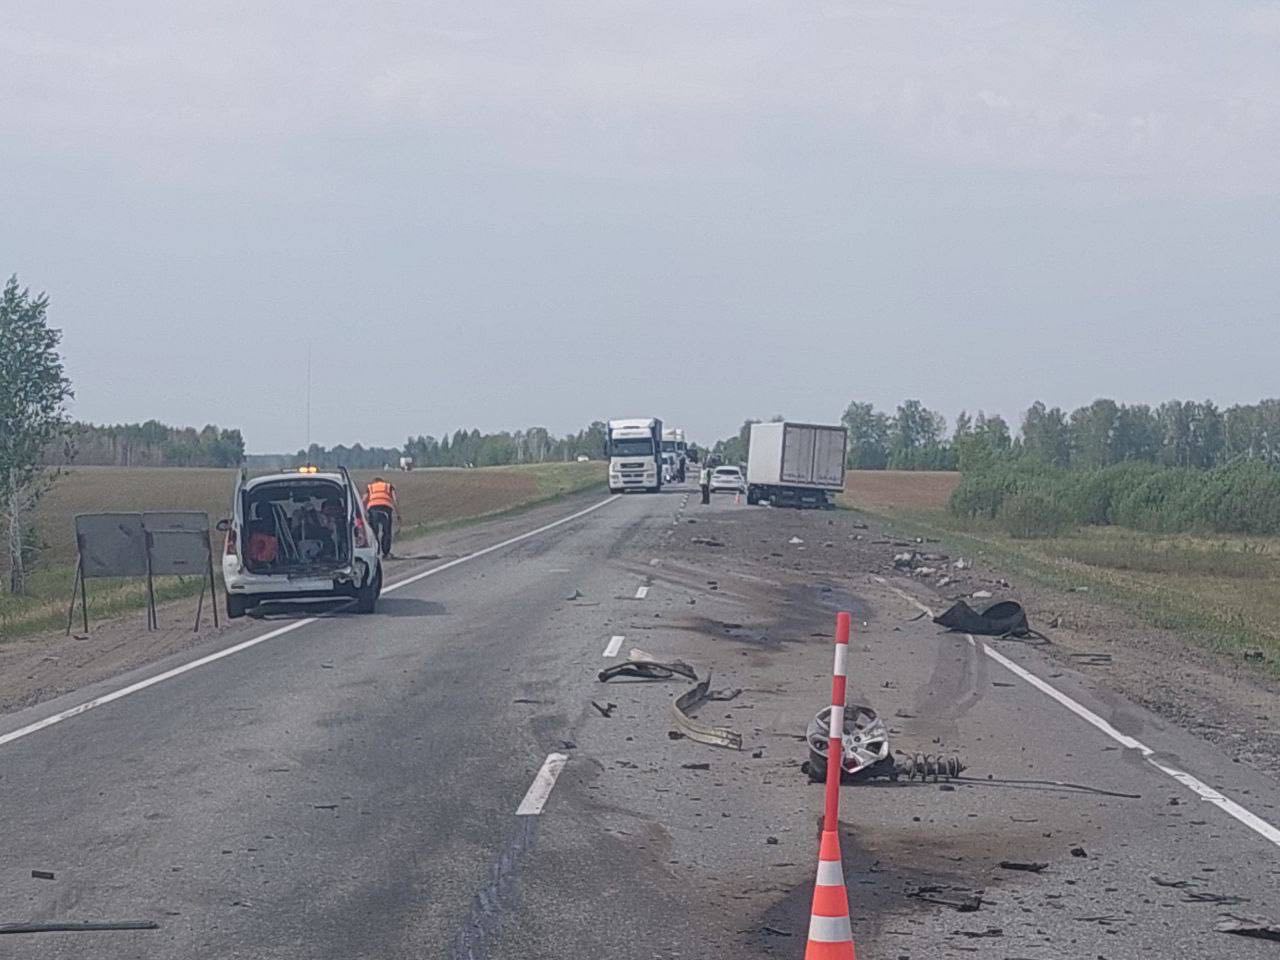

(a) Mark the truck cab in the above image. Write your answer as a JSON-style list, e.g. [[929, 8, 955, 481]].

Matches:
[[607, 418, 664, 493]]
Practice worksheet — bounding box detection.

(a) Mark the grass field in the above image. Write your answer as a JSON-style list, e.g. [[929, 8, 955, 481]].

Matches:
[[839, 470, 1280, 673], [1, 461, 605, 637], [840, 470, 960, 513]]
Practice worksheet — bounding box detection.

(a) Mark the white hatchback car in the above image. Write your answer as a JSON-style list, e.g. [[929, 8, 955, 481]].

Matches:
[[219, 466, 383, 618], [709, 465, 747, 494]]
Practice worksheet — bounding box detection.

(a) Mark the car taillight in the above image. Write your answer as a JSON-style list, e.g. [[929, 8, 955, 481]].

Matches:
[[224, 528, 237, 555], [353, 516, 369, 548]]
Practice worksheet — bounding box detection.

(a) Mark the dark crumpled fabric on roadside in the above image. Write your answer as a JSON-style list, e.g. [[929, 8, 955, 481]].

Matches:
[[933, 599, 1045, 640]]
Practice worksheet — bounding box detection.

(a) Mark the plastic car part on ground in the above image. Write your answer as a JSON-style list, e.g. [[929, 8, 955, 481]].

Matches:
[[598, 659, 698, 683], [804, 703, 891, 780], [671, 673, 743, 750], [933, 599, 1047, 641]]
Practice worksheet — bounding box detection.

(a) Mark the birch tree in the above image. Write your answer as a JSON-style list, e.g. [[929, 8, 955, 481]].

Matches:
[[0, 276, 72, 594]]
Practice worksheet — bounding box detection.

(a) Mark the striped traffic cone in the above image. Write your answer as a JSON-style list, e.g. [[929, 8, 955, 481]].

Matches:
[[805, 829, 856, 959]]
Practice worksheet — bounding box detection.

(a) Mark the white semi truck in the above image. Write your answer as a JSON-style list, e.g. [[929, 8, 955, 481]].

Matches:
[[607, 418, 664, 493], [661, 427, 688, 482], [746, 421, 847, 508]]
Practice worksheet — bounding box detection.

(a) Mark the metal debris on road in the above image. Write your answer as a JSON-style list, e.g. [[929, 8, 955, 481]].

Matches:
[[788, 536, 804, 545], [591, 700, 617, 718], [1070, 846, 1088, 858], [999, 861, 1049, 873], [1068, 652, 1113, 665], [894, 752, 966, 782], [1151, 875, 1198, 888], [0, 921, 159, 934], [681, 762, 711, 770], [954, 927, 1003, 938], [30, 871, 54, 881], [907, 885, 983, 912], [598, 660, 698, 683], [690, 537, 724, 547], [1184, 891, 1251, 905], [671, 673, 744, 750], [1216, 916, 1280, 942], [803, 703, 891, 781]]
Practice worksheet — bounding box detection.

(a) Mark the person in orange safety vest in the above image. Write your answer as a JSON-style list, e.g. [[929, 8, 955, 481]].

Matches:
[[364, 477, 400, 558]]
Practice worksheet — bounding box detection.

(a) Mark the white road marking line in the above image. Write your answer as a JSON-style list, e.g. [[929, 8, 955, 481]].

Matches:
[[634, 585, 649, 600], [516, 752, 569, 815], [885, 584, 1280, 849], [603, 635, 625, 658], [0, 618, 316, 749], [0, 495, 623, 751]]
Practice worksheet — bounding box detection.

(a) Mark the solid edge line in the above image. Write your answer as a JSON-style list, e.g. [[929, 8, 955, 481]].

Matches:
[[603, 635, 625, 658], [515, 752, 569, 815], [0, 495, 622, 751], [0, 617, 316, 748], [884, 584, 1280, 849]]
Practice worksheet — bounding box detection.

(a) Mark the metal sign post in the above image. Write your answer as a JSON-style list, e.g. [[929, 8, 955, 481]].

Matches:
[[66, 512, 217, 634]]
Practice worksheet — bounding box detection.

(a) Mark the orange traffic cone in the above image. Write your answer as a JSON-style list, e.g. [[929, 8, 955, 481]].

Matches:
[[804, 830, 857, 959]]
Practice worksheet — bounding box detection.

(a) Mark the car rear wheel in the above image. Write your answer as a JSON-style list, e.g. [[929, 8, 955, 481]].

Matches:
[[355, 563, 381, 614], [226, 594, 249, 619]]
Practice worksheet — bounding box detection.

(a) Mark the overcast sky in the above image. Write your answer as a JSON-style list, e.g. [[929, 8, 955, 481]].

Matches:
[[3, 2, 1277, 452]]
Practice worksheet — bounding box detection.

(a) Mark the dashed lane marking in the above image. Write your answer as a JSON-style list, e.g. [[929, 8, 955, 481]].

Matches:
[[516, 752, 569, 815], [634, 585, 649, 600], [603, 635, 625, 657]]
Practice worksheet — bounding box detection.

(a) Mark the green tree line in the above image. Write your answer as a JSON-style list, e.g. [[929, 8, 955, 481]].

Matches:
[[951, 460, 1280, 538], [711, 396, 1280, 476], [290, 423, 613, 470], [42, 421, 246, 468], [402, 422, 608, 467]]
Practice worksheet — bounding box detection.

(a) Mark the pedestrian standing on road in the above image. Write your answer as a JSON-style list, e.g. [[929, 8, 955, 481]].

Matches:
[[699, 464, 711, 504], [364, 477, 401, 558]]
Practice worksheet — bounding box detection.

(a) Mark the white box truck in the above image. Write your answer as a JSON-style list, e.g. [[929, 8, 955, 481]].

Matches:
[[607, 418, 664, 493], [746, 421, 847, 508], [661, 427, 688, 481]]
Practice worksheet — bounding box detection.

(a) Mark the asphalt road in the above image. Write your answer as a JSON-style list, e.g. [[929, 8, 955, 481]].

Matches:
[[2, 483, 1278, 958]]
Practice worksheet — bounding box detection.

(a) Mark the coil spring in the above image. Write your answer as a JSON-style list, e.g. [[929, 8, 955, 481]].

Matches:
[[894, 752, 966, 781]]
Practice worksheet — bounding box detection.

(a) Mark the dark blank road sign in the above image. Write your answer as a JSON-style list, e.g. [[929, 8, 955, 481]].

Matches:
[[143, 512, 212, 577], [75, 513, 148, 579]]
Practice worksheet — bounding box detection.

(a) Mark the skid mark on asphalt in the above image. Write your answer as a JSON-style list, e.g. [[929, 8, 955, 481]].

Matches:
[[450, 815, 539, 960], [881, 581, 1280, 849], [0, 495, 623, 751]]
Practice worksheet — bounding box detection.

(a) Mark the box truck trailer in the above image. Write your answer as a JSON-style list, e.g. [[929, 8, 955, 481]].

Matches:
[[661, 427, 688, 481], [746, 421, 847, 508]]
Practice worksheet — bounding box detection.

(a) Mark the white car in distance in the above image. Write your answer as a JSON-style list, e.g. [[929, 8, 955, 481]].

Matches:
[[709, 465, 747, 495]]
